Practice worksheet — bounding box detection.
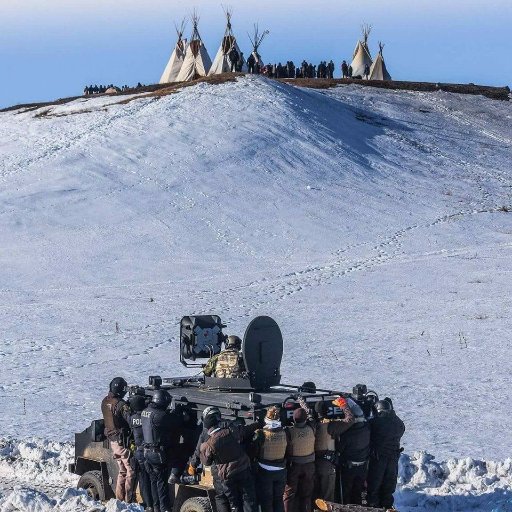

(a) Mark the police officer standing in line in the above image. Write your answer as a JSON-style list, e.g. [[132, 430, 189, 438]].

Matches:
[[142, 389, 184, 512], [336, 399, 371, 505], [200, 409, 260, 512], [252, 406, 289, 512], [283, 398, 316, 512], [128, 394, 153, 510], [101, 377, 135, 502], [188, 407, 231, 512], [203, 335, 246, 378], [366, 400, 405, 509], [313, 397, 354, 503]]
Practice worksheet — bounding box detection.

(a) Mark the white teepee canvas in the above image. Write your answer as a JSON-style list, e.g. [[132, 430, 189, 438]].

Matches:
[[350, 24, 373, 78], [176, 13, 212, 82], [369, 42, 392, 81], [159, 20, 187, 84], [209, 9, 246, 75]]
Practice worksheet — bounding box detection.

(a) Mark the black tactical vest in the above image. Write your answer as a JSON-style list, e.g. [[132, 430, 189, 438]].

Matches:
[[129, 412, 144, 448], [141, 406, 163, 446]]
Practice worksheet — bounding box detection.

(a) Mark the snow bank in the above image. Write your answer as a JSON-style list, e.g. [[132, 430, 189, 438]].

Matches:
[[396, 452, 512, 511], [0, 488, 142, 512], [0, 438, 77, 489]]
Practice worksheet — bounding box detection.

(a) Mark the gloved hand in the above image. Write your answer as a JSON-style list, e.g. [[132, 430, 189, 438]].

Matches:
[[187, 464, 196, 476], [332, 396, 347, 408]]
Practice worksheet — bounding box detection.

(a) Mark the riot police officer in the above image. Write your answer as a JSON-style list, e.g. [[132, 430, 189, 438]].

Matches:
[[203, 335, 246, 378], [128, 394, 152, 509], [284, 401, 316, 512], [366, 400, 405, 509], [142, 390, 183, 512], [101, 377, 134, 502], [314, 397, 354, 502], [336, 399, 370, 505]]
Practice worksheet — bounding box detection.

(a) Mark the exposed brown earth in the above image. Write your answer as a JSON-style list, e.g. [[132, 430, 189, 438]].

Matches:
[[1, 73, 509, 114]]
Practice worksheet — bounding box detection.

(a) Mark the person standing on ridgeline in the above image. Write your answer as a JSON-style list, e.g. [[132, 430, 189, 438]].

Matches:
[[364, 63, 370, 79], [327, 61, 335, 79], [314, 397, 354, 503], [200, 410, 260, 512], [142, 389, 184, 512], [127, 394, 153, 509], [336, 399, 370, 506], [101, 377, 134, 503], [348, 65, 353, 78], [366, 400, 405, 510], [283, 397, 316, 512], [253, 406, 289, 512], [229, 46, 240, 72], [341, 61, 348, 79], [247, 53, 256, 74]]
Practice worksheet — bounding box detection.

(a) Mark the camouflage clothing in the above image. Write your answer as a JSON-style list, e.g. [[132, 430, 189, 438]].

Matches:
[[203, 349, 246, 378]]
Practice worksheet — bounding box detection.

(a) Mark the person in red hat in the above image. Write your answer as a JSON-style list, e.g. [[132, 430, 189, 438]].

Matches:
[[313, 397, 354, 503], [283, 398, 316, 512]]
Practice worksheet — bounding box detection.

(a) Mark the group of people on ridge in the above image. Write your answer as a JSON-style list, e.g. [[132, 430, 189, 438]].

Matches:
[[101, 334, 405, 512]]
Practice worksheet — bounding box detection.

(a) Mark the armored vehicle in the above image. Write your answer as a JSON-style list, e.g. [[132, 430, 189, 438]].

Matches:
[[70, 315, 380, 511]]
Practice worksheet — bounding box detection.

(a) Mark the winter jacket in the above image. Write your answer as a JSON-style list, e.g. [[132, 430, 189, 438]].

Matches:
[[200, 422, 259, 481], [370, 412, 405, 458], [101, 392, 130, 442], [337, 421, 371, 464]]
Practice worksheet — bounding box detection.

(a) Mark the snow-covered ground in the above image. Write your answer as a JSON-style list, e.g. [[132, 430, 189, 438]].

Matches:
[[1, 76, 511, 509]]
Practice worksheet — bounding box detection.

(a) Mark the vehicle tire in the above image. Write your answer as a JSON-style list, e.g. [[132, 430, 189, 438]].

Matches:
[[180, 497, 213, 512], [77, 470, 107, 501]]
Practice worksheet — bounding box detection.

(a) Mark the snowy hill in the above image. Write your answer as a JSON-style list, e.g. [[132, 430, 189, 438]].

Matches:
[[1, 76, 512, 510]]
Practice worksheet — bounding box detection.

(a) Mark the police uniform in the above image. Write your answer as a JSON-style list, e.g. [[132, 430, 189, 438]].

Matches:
[[142, 403, 184, 512], [336, 415, 370, 506], [366, 410, 405, 509], [101, 391, 134, 502], [128, 408, 152, 508], [254, 407, 289, 512], [314, 403, 354, 502], [283, 409, 316, 512]]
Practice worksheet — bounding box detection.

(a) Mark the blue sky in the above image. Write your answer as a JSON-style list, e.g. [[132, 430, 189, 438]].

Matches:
[[0, 0, 511, 108]]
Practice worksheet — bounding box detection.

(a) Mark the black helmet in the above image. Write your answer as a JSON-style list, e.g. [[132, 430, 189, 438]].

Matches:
[[151, 389, 172, 409], [110, 377, 127, 397], [225, 335, 242, 349], [129, 395, 146, 412], [202, 406, 221, 423], [374, 400, 393, 416]]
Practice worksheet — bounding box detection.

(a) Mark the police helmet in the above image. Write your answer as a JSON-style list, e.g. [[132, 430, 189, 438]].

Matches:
[[129, 395, 146, 412], [202, 406, 221, 423], [374, 400, 393, 416], [109, 377, 127, 397], [225, 335, 242, 349], [152, 389, 172, 409]]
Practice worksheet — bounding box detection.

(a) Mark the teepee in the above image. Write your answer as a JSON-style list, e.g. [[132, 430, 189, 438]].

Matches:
[[209, 8, 246, 75], [159, 20, 187, 84], [176, 12, 212, 82], [350, 24, 373, 78], [248, 24, 269, 69], [369, 42, 392, 81]]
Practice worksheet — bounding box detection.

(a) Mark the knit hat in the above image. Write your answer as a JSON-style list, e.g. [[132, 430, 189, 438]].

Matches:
[[266, 406, 281, 421], [204, 413, 220, 430], [293, 408, 307, 425], [314, 401, 329, 418]]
